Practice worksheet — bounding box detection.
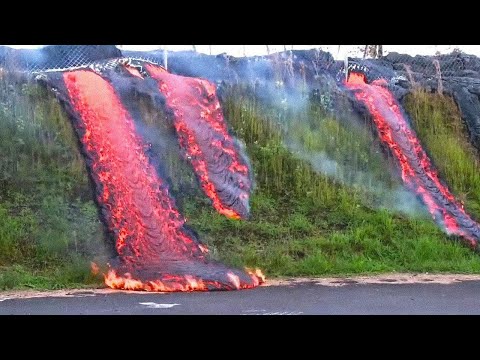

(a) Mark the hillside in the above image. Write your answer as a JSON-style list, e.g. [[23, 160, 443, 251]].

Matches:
[[2, 46, 480, 291]]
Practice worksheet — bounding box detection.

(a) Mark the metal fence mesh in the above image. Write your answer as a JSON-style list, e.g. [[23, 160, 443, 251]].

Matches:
[[344, 45, 478, 80], [38, 45, 91, 70], [1, 45, 478, 79], [1, 45, 162, 73]]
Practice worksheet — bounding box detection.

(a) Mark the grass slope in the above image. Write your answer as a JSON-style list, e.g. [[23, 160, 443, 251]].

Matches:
[[180, 86, 480, 276], [1, 79, 479, 291], [404, 90, 480, 218]]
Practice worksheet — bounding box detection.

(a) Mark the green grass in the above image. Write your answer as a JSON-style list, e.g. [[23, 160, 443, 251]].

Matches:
[[2, 78, 480, 291], [404, 90, 480, 218], [0, 261, 101, 291], [178, 85, 480, 277], [185, 192, 480, 276], [0, 75, 106, 290]]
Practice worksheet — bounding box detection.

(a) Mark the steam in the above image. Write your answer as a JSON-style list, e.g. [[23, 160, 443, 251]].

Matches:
[[226, 61, 428, 216], [284, 138, 425, 215]]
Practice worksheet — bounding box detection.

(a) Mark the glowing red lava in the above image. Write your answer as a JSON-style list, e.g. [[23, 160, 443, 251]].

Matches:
[[346, 72, 480, 246], [42, 66, 265, 292], [145, 64, 251, 220]]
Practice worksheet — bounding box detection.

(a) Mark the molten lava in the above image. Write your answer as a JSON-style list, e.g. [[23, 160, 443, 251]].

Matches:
[[346, 72, 480, 247], [145, 64, 252, 220], [40, 61, 264, 292]]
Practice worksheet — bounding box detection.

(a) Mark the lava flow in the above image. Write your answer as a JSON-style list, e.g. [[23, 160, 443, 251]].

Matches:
[[39, 62, 264, 292], [145, 64, 252, 220], [346, 72, 480, 247]]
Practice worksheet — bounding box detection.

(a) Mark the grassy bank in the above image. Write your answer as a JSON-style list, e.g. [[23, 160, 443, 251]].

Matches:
[[1, 77, 480, 291], [404, 90, 480, 218], [181, 85, 480, 276], [0, 75, 105, 290]]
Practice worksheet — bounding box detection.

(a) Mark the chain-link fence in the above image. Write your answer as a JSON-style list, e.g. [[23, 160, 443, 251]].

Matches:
[[1, 45, 479, 80], [343, 45, 480, 81], [380, 47, 476, 79], [0, 45, 141, 73]]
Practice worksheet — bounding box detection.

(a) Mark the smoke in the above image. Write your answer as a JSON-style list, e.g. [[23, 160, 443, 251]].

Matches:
[[284, 139, 425, 215], [227, 64, 427, 216], [0, 47, 46, 70]]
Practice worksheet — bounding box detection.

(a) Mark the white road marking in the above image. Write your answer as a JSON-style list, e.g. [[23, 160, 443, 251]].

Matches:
[[0, 298, 11, 302], [139, 302, 180, 309], [242, 309, 303, 315], [262, 311, 304, 315]]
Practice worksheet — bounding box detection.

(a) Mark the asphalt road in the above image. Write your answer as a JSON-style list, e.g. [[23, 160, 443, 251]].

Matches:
[[2, 278, 480, 314]]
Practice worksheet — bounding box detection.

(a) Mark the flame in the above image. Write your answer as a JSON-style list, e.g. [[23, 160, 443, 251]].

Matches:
[[54, 66, 265, 292], [145, 64, 251, 220], [104, 268, 264, 292], [247, 268, 266, 284], [346, 72, 480, 247], [105, 269, 207, 292]]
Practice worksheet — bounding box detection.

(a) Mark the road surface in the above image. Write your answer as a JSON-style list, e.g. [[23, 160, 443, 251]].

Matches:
[[2, 274, 480, 315]]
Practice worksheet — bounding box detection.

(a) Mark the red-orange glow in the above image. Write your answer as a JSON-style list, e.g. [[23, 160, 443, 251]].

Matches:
[[347, 72, 367, 84], [104, 269, 264, 292], [145, 64, 251, 220], [58, 67, 265, 292], [247, 268, 266, 284], [346, 72, 480, 246], [64, 70, 203, 264]]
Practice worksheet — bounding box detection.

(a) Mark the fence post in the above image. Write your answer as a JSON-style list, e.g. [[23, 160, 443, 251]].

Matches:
[[345, 54, 349, 82], [163, 46, 168, 71]]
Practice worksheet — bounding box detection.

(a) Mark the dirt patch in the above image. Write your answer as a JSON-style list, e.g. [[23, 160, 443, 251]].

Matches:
[[2, 273, 480, 300], [0, 288, 130, 301], [263, 273, 480, 287]]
